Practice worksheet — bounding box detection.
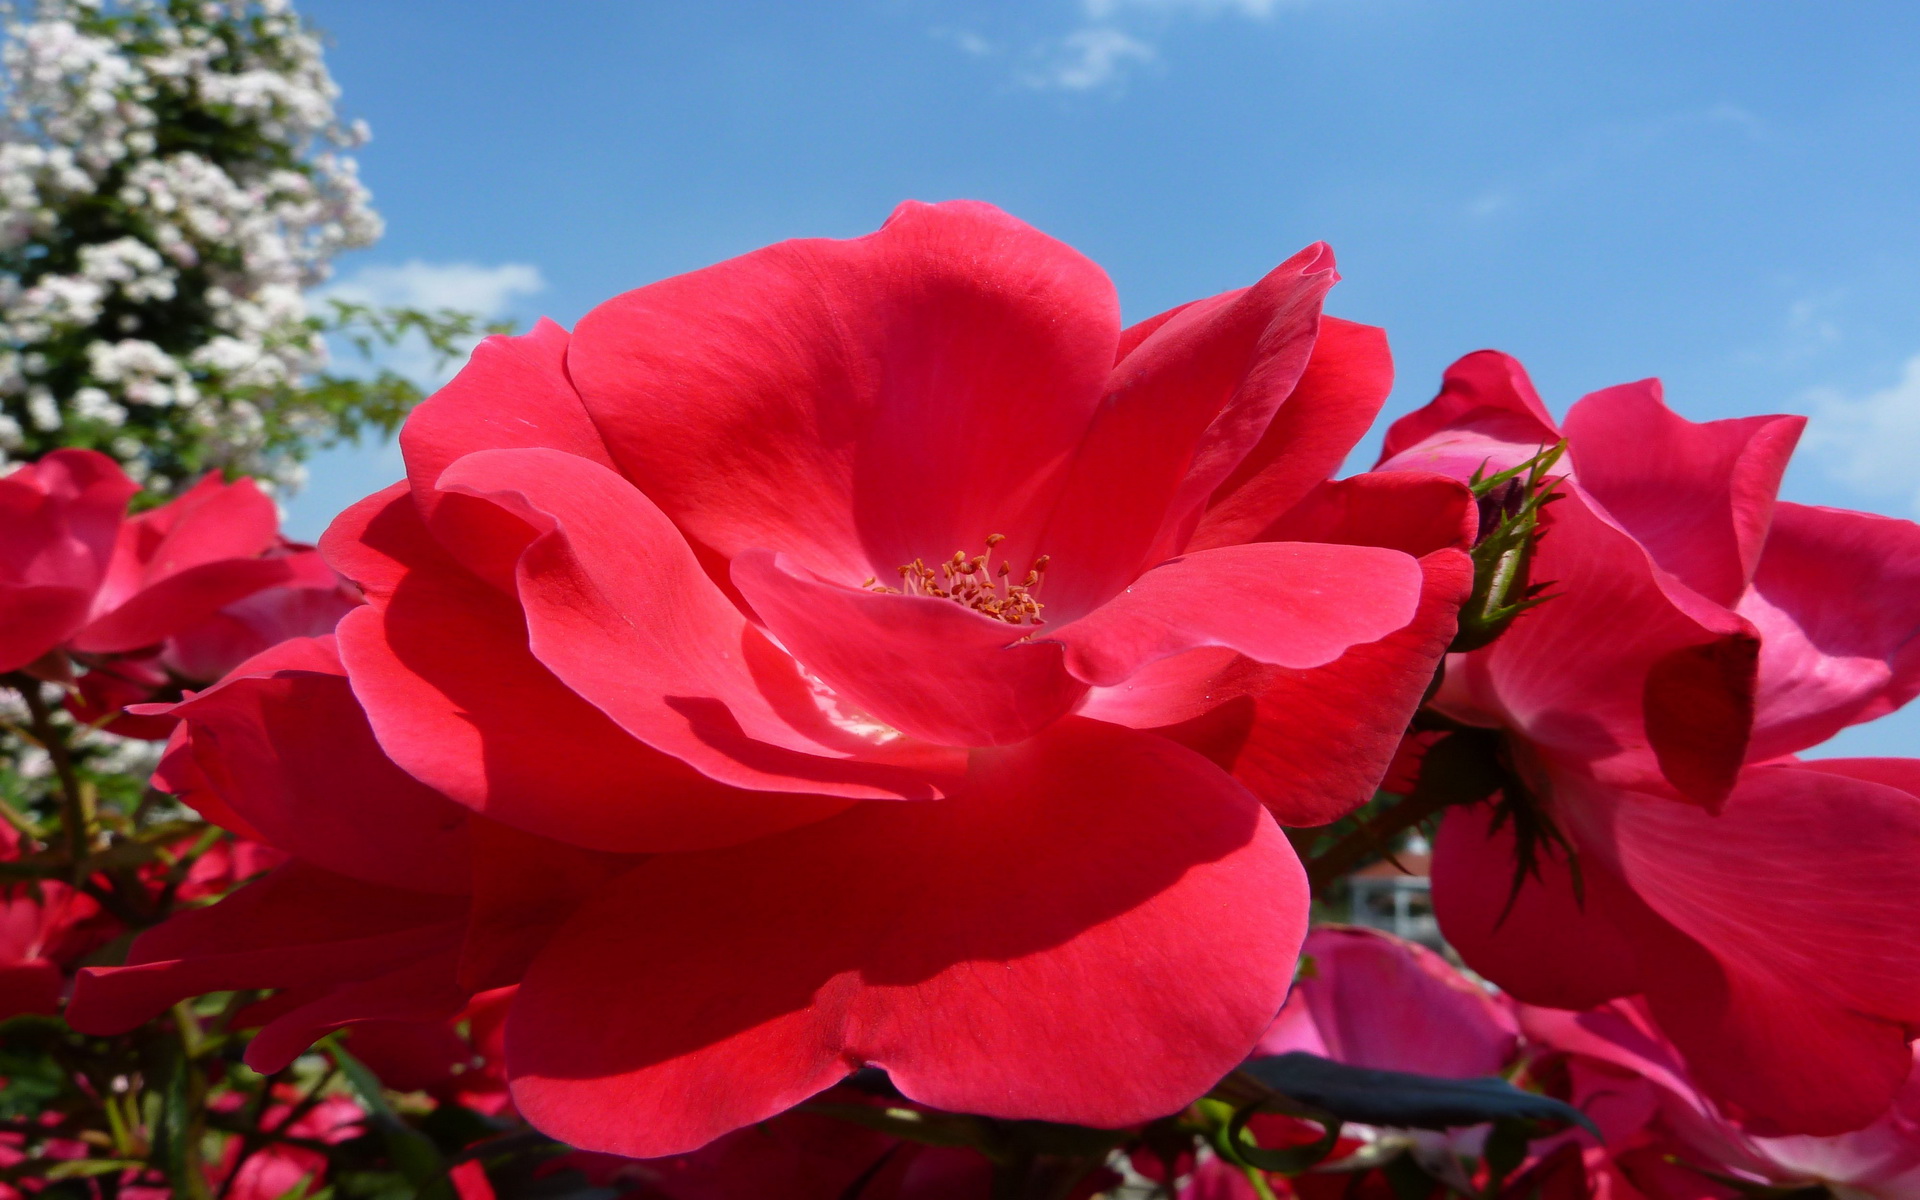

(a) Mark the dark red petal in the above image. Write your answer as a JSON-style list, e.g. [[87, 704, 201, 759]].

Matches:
[[67, 861, 466, 1034], [457, 818, 639, 991], [732, 548, 1083, 747], [506, 719, 1305, 1157], [1189, 317, 1395, 553], [328, 485, 869, 852], [245, 947, 470, 1074], [1564, 381, 1802, 607], [568, 200, 1120, 588]]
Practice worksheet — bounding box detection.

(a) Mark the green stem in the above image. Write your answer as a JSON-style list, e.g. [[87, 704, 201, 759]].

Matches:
[[19, 680, 90, 882]]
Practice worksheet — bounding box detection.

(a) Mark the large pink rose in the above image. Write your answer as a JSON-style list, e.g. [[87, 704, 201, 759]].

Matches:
[[76, 201, 1466, 1157], [1382, 351, 1920, 1135]]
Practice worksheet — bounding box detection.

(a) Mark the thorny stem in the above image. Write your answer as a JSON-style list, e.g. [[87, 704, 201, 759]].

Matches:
[[1305, 784, 1457, 897]]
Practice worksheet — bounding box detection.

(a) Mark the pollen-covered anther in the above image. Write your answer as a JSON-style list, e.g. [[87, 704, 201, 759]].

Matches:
[[867, 536, 1048, 625]]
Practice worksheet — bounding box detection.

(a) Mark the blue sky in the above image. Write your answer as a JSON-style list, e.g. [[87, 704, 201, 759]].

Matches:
[[291, 0, 1920, 755]]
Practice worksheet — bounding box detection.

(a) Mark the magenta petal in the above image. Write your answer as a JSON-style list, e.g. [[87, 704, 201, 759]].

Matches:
[[567, 200, 1120, 586], [1430, 802, 1643, 1011], [1050, 541, 1423, 688], [1377, 350, 1561, 476], [731, 548, 1083, 747], [506, 719, 1305, 1158], [1258, 926, 1517, 1079], [1612, 761, 1920, 1134], [1742, 502, 1920, 759], [1564, 380, 1802, 608]]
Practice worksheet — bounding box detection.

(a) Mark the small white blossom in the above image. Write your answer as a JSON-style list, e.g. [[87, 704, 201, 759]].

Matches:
[[0, 0, 381, 480]]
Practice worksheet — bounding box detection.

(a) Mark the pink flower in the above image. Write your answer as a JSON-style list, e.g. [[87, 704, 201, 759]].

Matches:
[[1257, 925, 1518, 1080], [78, 201, 1464, 1157], [0, 449, 357, 731], [211, 1091, 365, 1200], [1523, 1000, 1920, 1199], [0, 449, 137, 675], [1382, 352, 1920, 1134]]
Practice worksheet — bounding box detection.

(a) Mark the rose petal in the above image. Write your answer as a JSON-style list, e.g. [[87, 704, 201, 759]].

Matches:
[[1430, 802, 1643, 1011], [1377, 350, 1561, 476], [1036, 244, 1338, 616], [732, 548, 1083, 747], [1258, 926, 1517, 1079], [568, 200, 1120, 590], [1438, 486, 1757, 807], [162, 637, 473, 894], [245, 946, 470, 1074], [507, 719, 1304, 1157], [1564, 381, 1802, 608], [67, 861, 466, 1035], [0, 449, 136, 671], [1050, 541, 1423, 688], [433, 447, 964, 801], [326, 485, 868, 852], [1742, 502, 1920, 759], [1188, 317, 1395, 553], [401, 318, 617, 590], [1612, 762, 1920, 1134]]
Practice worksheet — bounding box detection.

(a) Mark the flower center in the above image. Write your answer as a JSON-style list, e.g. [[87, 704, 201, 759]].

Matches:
[[863, 534, 1049, 626]]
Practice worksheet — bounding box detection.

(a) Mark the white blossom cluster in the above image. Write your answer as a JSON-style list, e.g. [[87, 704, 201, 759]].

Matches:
[[0, 0, 381, 487]]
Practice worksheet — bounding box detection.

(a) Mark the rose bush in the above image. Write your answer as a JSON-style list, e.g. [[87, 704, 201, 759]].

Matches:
[[67, 199, 1478, 1159], [1381, 351, 1920, 1135]]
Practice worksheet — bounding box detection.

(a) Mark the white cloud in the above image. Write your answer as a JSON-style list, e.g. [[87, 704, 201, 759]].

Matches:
[[932, 26, 995, 57], [1804, 354, 1920, 516], [322, 259, 545, 317], [1030, 26, 1157, 91]]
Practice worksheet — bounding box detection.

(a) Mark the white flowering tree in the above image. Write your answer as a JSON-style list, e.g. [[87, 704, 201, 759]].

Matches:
[[0, 0, 492, 492]]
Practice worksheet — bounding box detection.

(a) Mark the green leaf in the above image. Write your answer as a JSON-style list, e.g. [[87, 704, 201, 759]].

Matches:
[[329, 1044, 456, 1200], [1234, 1053, 1598, 1137]]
